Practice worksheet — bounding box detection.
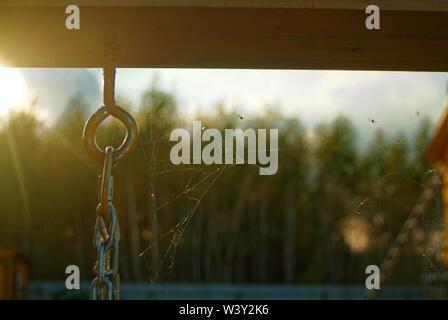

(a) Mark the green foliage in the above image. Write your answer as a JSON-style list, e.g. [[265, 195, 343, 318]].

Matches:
[[0, 88, 440, 286]]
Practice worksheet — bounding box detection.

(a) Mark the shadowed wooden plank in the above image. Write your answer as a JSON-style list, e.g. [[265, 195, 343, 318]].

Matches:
[[0, 5, 447, 69], [1, 0, 448, 11]]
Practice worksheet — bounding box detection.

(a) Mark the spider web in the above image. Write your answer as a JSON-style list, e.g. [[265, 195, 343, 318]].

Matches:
[[109, 91, 447, 295]]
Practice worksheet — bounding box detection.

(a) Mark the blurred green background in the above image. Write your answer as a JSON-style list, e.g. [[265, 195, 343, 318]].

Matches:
[[0, 84, 443, 289]]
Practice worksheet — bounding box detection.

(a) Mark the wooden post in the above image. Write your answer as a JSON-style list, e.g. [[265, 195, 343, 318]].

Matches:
[[0, 250, 28, 299]]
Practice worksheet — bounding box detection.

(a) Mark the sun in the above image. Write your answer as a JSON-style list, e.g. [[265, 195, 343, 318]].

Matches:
[[0, 67, 28, 116]]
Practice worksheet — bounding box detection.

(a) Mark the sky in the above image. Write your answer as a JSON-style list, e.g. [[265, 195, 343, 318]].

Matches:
[[3, 68, 448, 142]]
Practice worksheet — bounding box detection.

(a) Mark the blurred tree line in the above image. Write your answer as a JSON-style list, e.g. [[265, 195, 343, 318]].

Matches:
[[0, 85, 444, 286]]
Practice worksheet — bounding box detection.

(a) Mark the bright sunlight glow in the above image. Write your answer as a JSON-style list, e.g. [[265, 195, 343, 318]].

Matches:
[[0, 67, 29, 116]]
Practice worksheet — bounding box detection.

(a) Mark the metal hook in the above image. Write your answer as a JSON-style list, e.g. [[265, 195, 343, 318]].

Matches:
[[103, 48, 116, 109], [82, 47, 139, 164]]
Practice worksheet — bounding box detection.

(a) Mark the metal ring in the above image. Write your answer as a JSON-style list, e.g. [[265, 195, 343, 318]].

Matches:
[[83, 105, 139, 163]]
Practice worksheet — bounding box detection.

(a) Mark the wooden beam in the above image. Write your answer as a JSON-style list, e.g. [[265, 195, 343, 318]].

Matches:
[[1, 5, 448, 70], [2, 1, 448, 12]]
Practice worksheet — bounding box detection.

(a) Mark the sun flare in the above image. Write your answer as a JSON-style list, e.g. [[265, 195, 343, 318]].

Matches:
[[0, 67, 28, 116]]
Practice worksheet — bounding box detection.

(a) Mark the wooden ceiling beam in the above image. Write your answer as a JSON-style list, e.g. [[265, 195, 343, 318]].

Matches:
[[2, 1, 448, 12], [0, 4, 448, 70]]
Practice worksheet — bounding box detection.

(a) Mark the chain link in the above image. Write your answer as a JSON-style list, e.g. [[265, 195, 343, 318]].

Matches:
[[91, 146, 120, 300]]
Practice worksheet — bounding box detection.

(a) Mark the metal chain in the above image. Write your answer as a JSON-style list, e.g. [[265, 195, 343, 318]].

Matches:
[[84, 48, 139, 300], [91, 146, 120, 300]]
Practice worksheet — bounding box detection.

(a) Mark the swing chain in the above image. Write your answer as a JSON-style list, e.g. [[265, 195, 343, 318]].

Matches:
[[85, 48, 138, 300], [91, 146, 120, 300]]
